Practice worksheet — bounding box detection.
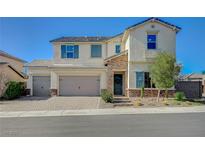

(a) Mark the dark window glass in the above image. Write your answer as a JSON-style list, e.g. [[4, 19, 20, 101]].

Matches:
[[115, 45, 121, 54], [136, 72, 155, 88], [147, 43, 156, 49], [147, 35, 156, 42], [147, 34, 157, 49], [61, 45, 79, 59], [91, 45, 102, 58], [67, 52, 74, 58], [67, 45, 74, 51], [144, 72, 151, 88]]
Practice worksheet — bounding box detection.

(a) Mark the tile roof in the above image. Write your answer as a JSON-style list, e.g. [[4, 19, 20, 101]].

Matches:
[[180, 73, 204, 80], [0, 50, 27, 63], [26, 60, 53, 67], [50, 36, 112, 43], [104, 50, 128, 62], [187, 74, 203, 79], [126, 17, 181, 31], [50, 18, 181, 43]]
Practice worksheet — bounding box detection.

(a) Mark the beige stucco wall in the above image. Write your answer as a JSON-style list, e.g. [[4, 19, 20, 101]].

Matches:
[[27, 67, 107, 96], [126, 21, 176, 89], [53, 42, 107, 66], [128, 62, 150, 88], [125, 35, 130, 52], [128, 22, 176, 62], [0, 64, 25, 82], [107, 37, 122, 57], [0, 55, 24, 72]]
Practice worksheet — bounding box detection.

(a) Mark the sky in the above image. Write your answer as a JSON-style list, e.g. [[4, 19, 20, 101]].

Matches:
[[0, 17, 205, 74]]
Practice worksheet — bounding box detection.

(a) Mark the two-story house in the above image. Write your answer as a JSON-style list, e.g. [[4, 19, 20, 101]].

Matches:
[[27, 18, 181, 97]]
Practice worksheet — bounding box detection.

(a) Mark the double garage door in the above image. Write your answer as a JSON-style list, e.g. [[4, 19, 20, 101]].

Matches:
[[33, 76, 100, 96], [59, 76, 100, 96]]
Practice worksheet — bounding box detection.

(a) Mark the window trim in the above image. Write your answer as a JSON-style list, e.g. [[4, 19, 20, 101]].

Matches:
[[61, 44, 79, 59], [90, 44, 102, 58]]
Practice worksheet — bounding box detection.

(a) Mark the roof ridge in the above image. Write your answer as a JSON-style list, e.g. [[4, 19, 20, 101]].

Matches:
[[0, 50, 27, 63], [50, 17, 181, 43], [126, 17, 181, 31]]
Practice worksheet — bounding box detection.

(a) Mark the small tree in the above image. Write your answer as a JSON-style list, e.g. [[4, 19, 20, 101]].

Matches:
[[150, 52, 180, 102], [0, 72, 8, 97]]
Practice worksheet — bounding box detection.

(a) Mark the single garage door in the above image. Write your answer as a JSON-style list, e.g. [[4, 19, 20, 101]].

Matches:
[[59, 76, 100, 96], [33, 76, 50, 96]]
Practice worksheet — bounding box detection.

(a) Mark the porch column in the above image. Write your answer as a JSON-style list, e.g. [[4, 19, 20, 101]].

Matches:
[[100, 71, 107, 94], [50, 71, 58, 96], [26, 74, 32, 96]]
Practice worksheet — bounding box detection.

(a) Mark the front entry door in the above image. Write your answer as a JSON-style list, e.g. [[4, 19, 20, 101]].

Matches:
[[114, 74, 123, 95]]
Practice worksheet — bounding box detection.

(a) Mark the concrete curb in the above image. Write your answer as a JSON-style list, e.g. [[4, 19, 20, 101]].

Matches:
[[1, 106, 205, 118]]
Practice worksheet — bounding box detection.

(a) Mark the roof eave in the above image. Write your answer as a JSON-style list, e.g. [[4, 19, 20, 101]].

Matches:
[[126, 17, 181, 33]]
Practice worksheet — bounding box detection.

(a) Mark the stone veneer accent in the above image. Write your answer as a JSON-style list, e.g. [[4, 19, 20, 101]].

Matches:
[[24, 89, 31, 96], [105, 54, 128, 96], [127, 89, 175, 97], [50, 89, 58, 96]]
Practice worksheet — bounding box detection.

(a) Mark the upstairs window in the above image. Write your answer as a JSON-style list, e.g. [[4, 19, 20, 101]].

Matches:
[[147, 34, 157, 49], [91, 45, 102, 58], [61, 45, 79, 59], [115, 44, 121, 54]]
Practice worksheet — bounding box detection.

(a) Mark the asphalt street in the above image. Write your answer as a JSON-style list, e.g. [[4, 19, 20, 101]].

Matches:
[[0, 113, 205, 137]]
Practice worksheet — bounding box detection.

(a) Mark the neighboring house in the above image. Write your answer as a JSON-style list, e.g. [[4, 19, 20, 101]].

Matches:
[[27, 17, 181, 97], [179, 73, 205, 95], [0, 50, 27, 96]]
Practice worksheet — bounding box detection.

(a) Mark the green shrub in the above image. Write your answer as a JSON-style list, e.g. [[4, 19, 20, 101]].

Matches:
[[3, 81, 24, 100], [174, 92, 185, 101], [140, 87, 144, 98], [101, 89, 113, 103]]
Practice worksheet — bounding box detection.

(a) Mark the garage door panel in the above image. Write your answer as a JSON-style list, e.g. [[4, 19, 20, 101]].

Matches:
[[59, 76, 100, 96], [33, 76, 50, 96]]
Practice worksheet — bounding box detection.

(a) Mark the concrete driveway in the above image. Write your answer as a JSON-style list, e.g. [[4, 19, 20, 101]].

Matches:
[[0, 96, 102, 111]]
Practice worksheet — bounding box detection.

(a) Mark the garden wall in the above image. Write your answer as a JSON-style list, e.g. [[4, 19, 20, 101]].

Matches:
[[175, 81, 202, 99]]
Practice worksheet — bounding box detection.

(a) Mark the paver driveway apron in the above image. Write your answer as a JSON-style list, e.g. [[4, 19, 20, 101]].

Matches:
[[0, 96, 101, 111]]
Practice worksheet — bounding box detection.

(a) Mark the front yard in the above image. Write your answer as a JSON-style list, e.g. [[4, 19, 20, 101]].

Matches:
[[130, 97, 205, 108], [1, 95, 205, 112]]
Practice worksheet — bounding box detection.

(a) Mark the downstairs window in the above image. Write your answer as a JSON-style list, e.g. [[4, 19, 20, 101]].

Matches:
[[136, 72, 155, 88]]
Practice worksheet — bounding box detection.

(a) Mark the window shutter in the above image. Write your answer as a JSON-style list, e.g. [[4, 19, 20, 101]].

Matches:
[[74, 45, 79, 58], [61, 45, 66, 58], [136, 72, 145, 88]]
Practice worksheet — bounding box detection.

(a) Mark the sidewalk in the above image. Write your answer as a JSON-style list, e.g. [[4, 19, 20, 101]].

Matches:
[[1, 106, 205, 118]]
